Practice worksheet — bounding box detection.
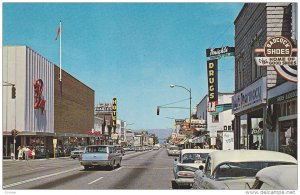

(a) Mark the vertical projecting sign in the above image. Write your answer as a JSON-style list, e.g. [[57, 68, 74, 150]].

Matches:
[[34, 79, 46, 114], [207, 60, 218, 112], [112, 98, 117, 127]]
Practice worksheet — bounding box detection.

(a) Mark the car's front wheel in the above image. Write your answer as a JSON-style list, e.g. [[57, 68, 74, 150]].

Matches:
[[83, 165, 89, 170]]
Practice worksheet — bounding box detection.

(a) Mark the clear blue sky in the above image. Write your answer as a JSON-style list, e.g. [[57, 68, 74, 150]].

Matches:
[[3, 3, 243, 130]]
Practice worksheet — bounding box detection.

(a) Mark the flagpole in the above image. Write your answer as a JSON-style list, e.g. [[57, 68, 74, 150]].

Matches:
[[59, 20, 62, 82]]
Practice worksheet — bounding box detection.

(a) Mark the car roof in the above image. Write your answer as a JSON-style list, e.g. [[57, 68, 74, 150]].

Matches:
[[181, 149, 217, 155], [209, 150, 297, 171], [255, 165, 298, 190], [86, 145, 113, 147]]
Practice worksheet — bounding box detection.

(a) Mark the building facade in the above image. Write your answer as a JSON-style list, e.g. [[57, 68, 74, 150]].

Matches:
[[233, 3, 297, 158], [196, 92, 234, 149], [3, 46, 95, 158]]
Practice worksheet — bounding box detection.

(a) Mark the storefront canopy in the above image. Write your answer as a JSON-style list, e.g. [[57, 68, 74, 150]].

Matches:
[[209, 103, 232, 115]]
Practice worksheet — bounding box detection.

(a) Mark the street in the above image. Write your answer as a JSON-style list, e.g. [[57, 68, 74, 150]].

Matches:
[[3, 148, 175, 190]]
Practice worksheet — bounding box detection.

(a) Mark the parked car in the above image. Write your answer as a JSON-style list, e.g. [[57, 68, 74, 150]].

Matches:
[[70, 146, 85, 159], [172, 149, 216, 189], [153, 146, 160, 150], [114, 145, 125, 156], [135, 146, 143, 152], [192, 150, 297, 190], [79, 145, 122, 170], [250, 165, 297, 190], [167, 145, 180, 156]]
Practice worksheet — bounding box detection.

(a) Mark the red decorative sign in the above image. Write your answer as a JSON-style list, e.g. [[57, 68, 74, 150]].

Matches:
[[34, 79, 46, 114]]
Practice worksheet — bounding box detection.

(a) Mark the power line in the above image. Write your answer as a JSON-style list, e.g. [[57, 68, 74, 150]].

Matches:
[[158, 98, 190, 107]]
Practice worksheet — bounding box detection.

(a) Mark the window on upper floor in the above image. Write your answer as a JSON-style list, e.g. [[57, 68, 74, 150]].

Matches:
[[212, 114, 219, 123], [251, 35, 263, 81]]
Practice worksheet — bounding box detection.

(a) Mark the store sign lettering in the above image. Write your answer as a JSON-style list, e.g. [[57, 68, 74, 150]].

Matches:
[[207, 59, 218, 112], [255, 36, 297, 82], [232, 77, 267, 114], [34, 79, 46, 114], [112, 98, 117, 127]]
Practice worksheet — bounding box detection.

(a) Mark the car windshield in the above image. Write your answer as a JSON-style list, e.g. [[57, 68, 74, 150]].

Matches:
[[182, 153, 208, 163], [170, 147, 179, 150], [215, 161, 296, 180], [86, 146, 107, 153]]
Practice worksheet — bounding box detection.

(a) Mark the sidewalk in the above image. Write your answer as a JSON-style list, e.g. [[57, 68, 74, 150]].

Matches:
[[3, 156, 71, 161]]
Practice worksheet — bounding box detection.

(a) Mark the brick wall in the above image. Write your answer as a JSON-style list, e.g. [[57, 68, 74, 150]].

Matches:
[[54, 66, 95, 134]]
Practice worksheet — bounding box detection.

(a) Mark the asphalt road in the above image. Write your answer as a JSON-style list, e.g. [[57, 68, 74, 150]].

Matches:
[[3, 148, 175, 190]]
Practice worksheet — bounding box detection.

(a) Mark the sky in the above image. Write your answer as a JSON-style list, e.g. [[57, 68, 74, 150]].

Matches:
[[2, 2, 244, 130]]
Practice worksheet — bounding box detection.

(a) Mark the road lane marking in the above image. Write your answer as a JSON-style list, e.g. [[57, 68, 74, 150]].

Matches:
[[3, 166, 81, 189], [114, 167, 122, 171], [88, 177, 103, 185]]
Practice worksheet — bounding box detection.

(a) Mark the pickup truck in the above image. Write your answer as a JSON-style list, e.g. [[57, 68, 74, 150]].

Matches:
[[79, 145, 122, 170]]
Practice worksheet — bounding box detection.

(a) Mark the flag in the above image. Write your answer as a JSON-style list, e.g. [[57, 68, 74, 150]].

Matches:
[[55, 24, 60, 41]]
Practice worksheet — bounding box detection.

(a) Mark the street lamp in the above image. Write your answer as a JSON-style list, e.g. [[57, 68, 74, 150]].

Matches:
[[170, 84, 192, 128]]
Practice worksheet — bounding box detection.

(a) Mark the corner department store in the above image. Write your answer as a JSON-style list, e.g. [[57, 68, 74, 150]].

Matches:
[[3, 46, 95, 158]]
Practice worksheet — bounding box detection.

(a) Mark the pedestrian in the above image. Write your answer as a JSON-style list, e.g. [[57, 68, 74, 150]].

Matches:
[[22, 145, 26, 160], [18, 146, 23, 160], [24, 146, 29, 160], [32, 148, 36, 159]]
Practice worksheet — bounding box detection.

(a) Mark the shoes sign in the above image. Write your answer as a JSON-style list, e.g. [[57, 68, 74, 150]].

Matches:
[[255, 36, 297, 82]]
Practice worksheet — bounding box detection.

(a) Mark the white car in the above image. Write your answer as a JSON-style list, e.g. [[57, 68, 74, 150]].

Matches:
[[167, 145, 180, 156], [250, 165, 297, 190], [172, 149, 216, 189], [192, 150, 297, 190]]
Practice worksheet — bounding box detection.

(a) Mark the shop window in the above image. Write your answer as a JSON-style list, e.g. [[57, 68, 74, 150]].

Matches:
[[212, 114, 219, 123], [279, 119, 297, 159]]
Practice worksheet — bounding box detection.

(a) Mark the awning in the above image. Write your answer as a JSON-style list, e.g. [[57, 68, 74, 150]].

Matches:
[[209, 103, 232, 115]]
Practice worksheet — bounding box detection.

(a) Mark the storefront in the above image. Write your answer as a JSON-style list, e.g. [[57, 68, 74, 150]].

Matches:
[[232, 77, 267, 150], [268, 82, 297, 159]]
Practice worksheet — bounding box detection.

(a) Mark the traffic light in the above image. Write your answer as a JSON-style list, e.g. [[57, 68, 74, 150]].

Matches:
[[12, 85, 16, 99], [157, 107, 160, 115], [15, 130, 18, 136]]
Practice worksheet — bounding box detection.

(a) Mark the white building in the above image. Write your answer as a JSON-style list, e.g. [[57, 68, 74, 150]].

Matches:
[[196, 92, 235, 147]]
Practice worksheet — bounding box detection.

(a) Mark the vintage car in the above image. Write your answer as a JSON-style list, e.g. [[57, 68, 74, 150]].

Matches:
[[167, 145, 180, 156], [79, 145, 122, 170], [250, 165, 297, 190], [172, 149, 216, 189], [70, 146, 85, 159], [192, 150, 297, 190]]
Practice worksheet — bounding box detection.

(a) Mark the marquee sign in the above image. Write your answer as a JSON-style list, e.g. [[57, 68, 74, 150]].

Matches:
[[207, 59, 218, 112], [255, 36, 297, 82]]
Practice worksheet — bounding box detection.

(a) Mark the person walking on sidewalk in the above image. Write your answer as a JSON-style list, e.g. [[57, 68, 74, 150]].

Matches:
[[32, 148, 36, 159], [18, 146, 23, 160]]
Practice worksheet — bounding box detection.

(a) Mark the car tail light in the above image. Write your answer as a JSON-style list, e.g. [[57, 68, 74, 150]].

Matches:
[[108, 156, 112, 160], [177, 171, 195, 178]]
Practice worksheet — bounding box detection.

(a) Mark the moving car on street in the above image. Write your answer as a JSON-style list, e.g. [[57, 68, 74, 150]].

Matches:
[[167, 145, 180, 156], [250, 165, 297, 190], [172, 149, 216, 189], [70, 146, 85, 159], [192, 150, 297, 190], [79, 145, 122, 170]]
